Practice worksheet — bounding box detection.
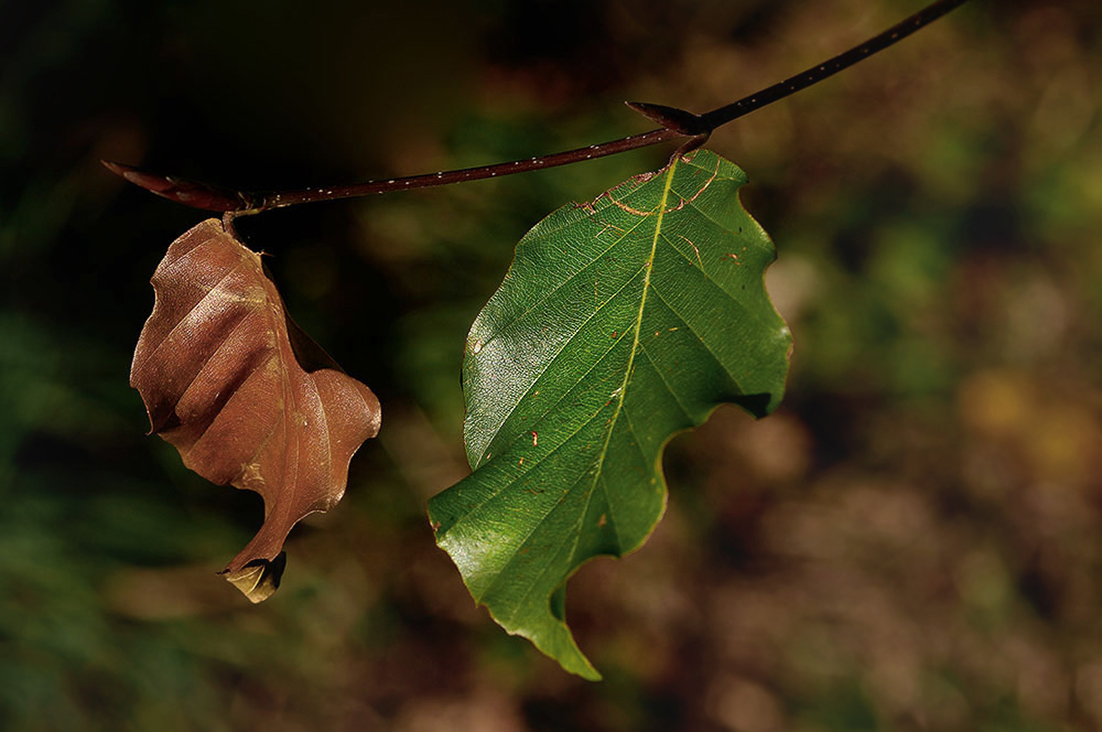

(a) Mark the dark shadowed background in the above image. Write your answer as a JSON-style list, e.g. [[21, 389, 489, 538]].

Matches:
[[4, 0, 1102, 729]]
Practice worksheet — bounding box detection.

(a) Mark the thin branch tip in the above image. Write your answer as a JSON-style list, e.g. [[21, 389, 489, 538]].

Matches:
[[103, 159, 251, 213]]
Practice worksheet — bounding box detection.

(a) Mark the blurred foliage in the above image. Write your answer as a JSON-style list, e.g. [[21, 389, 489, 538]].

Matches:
[[2, 0, 1102, 730]]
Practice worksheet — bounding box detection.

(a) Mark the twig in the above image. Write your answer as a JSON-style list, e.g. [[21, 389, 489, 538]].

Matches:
[[103, 0, 973, 218]]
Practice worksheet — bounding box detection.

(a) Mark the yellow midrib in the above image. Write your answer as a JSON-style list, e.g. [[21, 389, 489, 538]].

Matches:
[[583, 158, 677, 533]]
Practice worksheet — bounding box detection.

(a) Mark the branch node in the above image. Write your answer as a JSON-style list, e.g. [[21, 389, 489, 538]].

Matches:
[[625, 101, 709, 136]]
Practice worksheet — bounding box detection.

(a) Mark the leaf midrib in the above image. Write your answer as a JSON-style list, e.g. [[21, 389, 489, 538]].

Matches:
[[469, 213, 654, 468], [571, 158, 678, 565], [454, 161, 679, 600]]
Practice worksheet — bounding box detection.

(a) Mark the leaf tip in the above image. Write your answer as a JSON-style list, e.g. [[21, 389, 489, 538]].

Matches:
[[580, 667, 603, 682], [221, 552, 287, 603]]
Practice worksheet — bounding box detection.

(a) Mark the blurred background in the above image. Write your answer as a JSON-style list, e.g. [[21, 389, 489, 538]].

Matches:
[[3, 0, 1102, 729]]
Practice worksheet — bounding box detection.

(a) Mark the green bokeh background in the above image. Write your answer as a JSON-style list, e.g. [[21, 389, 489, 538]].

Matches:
[[3, 0, 1102, 729]]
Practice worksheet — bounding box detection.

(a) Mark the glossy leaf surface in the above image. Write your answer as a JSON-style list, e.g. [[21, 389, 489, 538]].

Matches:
[[131, 219, 381, 601], [428, 150, 791, 678]]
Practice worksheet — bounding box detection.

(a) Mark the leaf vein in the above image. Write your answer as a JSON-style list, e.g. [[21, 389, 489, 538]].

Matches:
[[471, 259, 650, 466], [477, 212, 653, 352]]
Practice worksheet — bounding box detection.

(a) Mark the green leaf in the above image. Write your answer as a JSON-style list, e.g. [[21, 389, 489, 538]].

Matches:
[[428, 150, 791, 679]]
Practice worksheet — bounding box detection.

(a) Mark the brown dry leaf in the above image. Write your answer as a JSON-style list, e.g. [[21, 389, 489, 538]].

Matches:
[[131, 219, 381, 602]]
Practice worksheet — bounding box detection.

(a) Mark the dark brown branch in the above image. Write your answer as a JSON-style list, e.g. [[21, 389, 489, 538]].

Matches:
[[698, 0, 973, 130], [102, 0, 973, 216]]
